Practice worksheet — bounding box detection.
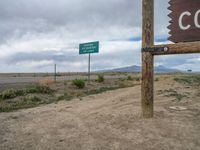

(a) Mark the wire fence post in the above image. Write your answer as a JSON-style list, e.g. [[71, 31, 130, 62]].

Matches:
[[54, 64, 57, 83]]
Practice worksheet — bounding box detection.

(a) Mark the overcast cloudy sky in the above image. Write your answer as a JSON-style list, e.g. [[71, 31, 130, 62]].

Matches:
[[0, 0, 199, 73]]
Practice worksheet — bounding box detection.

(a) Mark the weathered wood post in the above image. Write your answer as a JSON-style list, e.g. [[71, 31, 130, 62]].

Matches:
[[141, 0, 154, 118], [141, 0, 200, 118]]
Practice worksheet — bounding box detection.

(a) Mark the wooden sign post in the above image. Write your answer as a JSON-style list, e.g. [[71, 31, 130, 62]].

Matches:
[[142, 0, 154, 118], [141, 0, 200, 118]]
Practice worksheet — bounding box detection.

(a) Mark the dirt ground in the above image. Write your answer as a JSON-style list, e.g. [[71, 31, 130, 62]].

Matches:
[[0, 77, 200, 150]]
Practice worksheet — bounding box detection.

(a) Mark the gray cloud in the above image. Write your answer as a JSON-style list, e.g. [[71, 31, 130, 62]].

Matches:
[[0, 0, 140, 25], [2, 45, 140, 72], [0, 0, 170, 44], [0, 0, 141, 43], [0, 0, 172, 40], [0, 0, 199, 72]]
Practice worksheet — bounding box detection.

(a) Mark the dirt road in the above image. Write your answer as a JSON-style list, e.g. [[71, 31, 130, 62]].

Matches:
[[0, 79, 200, 150]]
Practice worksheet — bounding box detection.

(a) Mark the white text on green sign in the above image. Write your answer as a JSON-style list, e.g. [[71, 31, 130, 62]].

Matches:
[[79, 41, 99, 54]]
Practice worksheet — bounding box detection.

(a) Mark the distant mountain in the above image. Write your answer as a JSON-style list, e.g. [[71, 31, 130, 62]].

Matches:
[[154, 65, 180, 73], [98, 65, 180, 73]]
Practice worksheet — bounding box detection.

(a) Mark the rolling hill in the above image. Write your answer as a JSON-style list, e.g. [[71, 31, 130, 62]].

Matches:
[[98, 65, 180, 73]]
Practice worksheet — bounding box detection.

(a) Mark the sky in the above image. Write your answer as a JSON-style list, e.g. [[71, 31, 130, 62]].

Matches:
[[0, 0, 200, 73]]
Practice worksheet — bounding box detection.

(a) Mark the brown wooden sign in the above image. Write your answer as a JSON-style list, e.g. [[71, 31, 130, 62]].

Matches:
[[168, 0, 200, 43]]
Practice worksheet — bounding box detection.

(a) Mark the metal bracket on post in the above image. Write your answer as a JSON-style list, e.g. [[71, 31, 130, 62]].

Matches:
[[142, 47, 169, 53]]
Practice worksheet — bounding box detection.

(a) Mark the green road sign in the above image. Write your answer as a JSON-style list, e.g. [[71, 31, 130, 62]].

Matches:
[[79, 41, 99, 54]]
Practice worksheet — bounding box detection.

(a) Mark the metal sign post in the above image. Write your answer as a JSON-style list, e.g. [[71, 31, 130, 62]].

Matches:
[[79, 41, 99, 83], [88, 53, 91, 83]]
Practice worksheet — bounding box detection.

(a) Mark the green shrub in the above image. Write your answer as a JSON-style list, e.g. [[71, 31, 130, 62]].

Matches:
[[155, 78, 159, 82], [97, 75, 104, 83], [127, 75, 133, 80], [56, 73, 62, 77], [73, 79, 85, 89]]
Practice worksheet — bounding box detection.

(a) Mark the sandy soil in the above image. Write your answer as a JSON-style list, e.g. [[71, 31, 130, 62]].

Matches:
[[0, 78, 200, 150]]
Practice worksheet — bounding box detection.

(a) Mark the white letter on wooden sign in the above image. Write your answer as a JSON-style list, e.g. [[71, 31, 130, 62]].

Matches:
[[195, 9, 200, 28], [179, 11, 191, 30]]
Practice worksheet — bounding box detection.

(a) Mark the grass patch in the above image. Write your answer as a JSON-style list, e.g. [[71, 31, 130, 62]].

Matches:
[[0, 95, 49, 112], [0, 85, 54, 112], [126, 76, 140, 81], [25, 85, 53, 94], [160, 89, 188, 102], [0, 85, 53, 101], [57, 93, 73, 101], [0, 89, 24, 100], [196, 90, 200, 97], [23, 95, 42, 102], [174, 75, 200, 87], [85, 87, 119, 95], [133, 77, 141, 81]]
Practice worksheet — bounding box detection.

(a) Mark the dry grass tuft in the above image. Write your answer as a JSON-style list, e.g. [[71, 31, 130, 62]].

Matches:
[[39, 78, 54, 86]]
